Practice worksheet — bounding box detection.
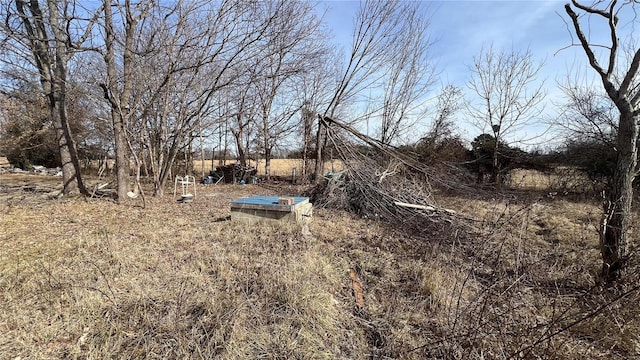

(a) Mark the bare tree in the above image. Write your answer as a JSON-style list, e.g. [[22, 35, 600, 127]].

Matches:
[[228, 75, 258, 167], [295, 52, 338, 179], [1, 0, 94, 195], [565, 0, 640, 282], [100, 0, 152, 202], [466, 45, 545, 183], [376, 6, 434, 144], [557, 84, 617, 147], [99, 0, 281, 196], [427, 84, 463, 142], [249, 0, 324, 179], [313, 0, 434, 182]]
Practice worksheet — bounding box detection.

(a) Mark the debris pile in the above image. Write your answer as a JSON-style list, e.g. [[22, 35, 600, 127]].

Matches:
[[0, 162, 63, 176], [213, 163, 257, 184], [309, 116, 459, 232]]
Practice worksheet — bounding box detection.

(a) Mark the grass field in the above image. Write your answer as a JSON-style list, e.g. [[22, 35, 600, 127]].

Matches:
[[192, 159, 345, 177], [1, 172, 638, 358], [507, 167, 594, 192], [77, 158, 344, 179]]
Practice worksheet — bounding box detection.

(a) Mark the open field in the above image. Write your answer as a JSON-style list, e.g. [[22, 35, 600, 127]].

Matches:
[[1, 173, 639, 359], [77, 159, 344, 179], [25, 155, 581, 189], [193, 159, 345, 178], [507, 168, 595, 192], [90, 158, 587, 191]]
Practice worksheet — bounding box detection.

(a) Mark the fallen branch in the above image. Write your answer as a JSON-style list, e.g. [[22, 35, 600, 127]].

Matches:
[[349, 268, 365, 309]]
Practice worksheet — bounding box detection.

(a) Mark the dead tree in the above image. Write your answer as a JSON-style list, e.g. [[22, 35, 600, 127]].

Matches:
[[565, 0, 640, 282]]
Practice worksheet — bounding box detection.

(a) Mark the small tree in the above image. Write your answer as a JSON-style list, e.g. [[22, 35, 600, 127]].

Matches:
[[557, 85, 618, 189], [557, 85, 618, 147], [251, 0, 324, 179], [414, 85, 466, 167], [562, 138, 616, 187], [470, 134, 508, 183], [466, 45, 545, 184]]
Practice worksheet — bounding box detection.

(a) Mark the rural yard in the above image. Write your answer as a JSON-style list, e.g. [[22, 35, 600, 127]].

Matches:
[[1, 172, 638, 359], [1, 0, 639, 358]]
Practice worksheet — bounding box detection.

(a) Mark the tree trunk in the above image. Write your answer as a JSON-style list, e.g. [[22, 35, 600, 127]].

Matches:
[[264, 147, 271, 180], [103, 0, 131, 203], [223, 119, 229, 165], [601, 111, 638, 282], [155, 151, 179, 197], [15, 0, 86, 196], [313, 117, 325, 184], [235, 136, 247, 167], [48, 0, 87, 196], [51, 100, 81, 195], [491, 138, 499, 184], [56, 94, 87, 195], [154, 180, 165, 197], [153, 157, 166, 197], [231, 124, 247, 166], [113, 119, 130, 201], [301, 109, 313, 179]]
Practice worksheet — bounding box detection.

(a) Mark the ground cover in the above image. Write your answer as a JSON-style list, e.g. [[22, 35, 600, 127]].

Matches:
[[0, 173, 638, 359]]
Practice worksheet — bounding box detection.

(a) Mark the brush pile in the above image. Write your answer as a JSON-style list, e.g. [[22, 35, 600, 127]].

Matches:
[[309, 116, 460, 232]]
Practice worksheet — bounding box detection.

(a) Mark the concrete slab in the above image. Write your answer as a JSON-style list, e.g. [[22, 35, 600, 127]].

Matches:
[[230, 196, 312, 224]]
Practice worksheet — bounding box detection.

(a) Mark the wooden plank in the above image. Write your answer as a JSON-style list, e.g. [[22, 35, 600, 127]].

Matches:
[[231, 202, 294, 212], [349, 268, 365, 309], [393, 201, 435, 211]]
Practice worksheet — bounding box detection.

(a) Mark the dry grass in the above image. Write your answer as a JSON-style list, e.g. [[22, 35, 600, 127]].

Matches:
[[0, 177, 356, 359], [192, 159, 345, 177], [77, 158, 344, 179], [508, 168, 595, 192], [0, 156, 10, 168], [1, 173, 639, 359]]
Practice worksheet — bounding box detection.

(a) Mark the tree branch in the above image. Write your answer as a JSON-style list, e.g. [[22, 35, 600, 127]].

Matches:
[[606, 0, 618, 76], [571, 0, 611, 17], [565, 3, 617, 98], [620, 47, 640, 99]]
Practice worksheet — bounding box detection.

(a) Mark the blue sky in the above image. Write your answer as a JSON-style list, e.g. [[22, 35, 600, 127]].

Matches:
[[320, 0, 609, 89], [428, 1, 568, 83], [318, 0, 620, 146]]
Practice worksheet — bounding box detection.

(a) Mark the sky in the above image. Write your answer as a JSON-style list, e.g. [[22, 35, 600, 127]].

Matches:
[[318, 0, 622, 147]]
